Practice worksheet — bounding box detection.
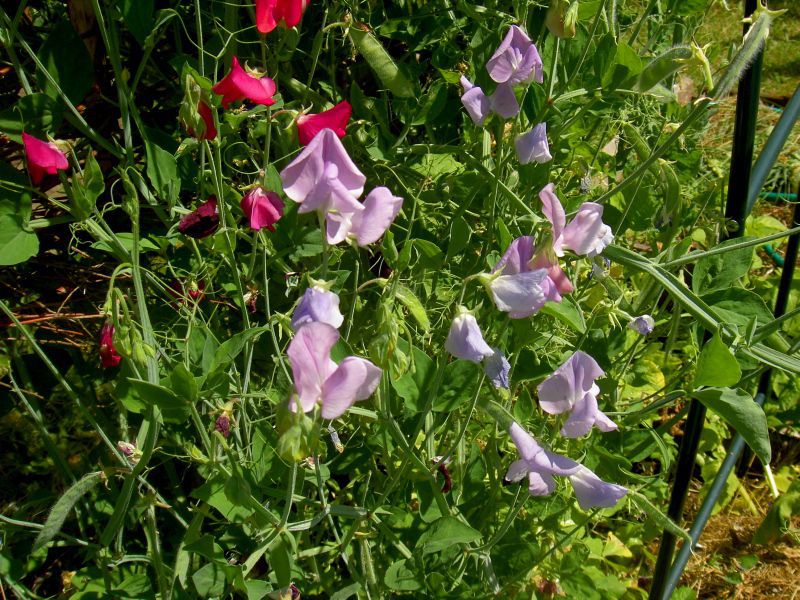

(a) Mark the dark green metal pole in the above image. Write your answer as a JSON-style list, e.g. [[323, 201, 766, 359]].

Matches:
[[648, 1, 763, 597]]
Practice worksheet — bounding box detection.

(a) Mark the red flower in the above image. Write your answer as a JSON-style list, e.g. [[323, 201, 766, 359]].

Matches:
[[255, 0, 310, 34], [178, 197, 220, 239], [22, 132, 69, 185], [169, 280, 206, 304], [212, 57, 276, 109], [186, 101, 217, 140], [240, 187, 284, 231], [99, 322, 121, 368], [296, 100, 352, 146]]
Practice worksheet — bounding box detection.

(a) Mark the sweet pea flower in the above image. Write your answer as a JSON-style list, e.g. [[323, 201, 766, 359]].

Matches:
[[212, 57, 276, 108], [22, 132, 69, 185], [287, 321, 381, 419], [445, 309, 511, 388], [485, 270, 549, 319], [241, 187, 284, 231], [537, 351, 618, 438], [629, 314, 656, 335], [540, 184, 613, 258], [486, 26, 543, 85], [459, 77, 491, 126], [256, 0, 309, 34], [99, 321, 121, 368], [505, 422, 628, 509], [515, 123, 552, 164], [297, 100, 352, 146], [184, 101, 217, 140], [488, 82, 520, 119], [178, 197, 220, 238], [292, 284, 344, 330], [280, 129, 401, 245]]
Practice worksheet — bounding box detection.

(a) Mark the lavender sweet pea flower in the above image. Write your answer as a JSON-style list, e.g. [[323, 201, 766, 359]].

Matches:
[[348, 186, 403, 246], [539, 183, 613, 258], [460, 76, 491, 126], [292, 285, 344, 330], [505, 422, 581, 496], [568, 465, 628, 510], [488, 82, 520, 119], [445, 310, 494, 363], [537, 351, 618, 438], [488, 270, 549, 318], [515, 123, 552, 165], [486, 26, 543, 85], [287, 322, 381, 419], [628, 314, 655, 335]]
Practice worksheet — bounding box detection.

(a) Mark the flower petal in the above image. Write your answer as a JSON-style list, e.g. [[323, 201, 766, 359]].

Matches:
[[489, 270, 548, 318], [445, 312, 494, 363], [515, 123, 552, 165], [528, 470, 557, 496], [539, 183, 567, 256], [287, 321, 338, 413], [569, 465, 628, 510], [22, 132, 69, 184], [561, 202, 614, 257], [493, 236, 535, 275], [320, 356, 382, 419], [489, 82, 520, 119], [460, 77, 491, 126], [350, 186, 403, 246], [297, 100, 352, 146], [505, 459, 529, 483], [292, 287, 344, 330], [484, 349, 511, 389]]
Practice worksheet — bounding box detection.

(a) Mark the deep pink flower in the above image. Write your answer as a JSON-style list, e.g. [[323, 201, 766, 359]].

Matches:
[[215, 413, 231, 438], [99, 321, 121, 368], [537, 351, 617, 438], [22, 132, 69, 185], [256, 0, 309, 34], [189, 101, 217, 140], [212, 57, 276, 109], [241, 187, 284, 231], [539, 184, 613, 258], [287, 321, 381, 419], [297, 101, 352, 146], [178, 197, 220, 239], [486, 25, 543, 85]]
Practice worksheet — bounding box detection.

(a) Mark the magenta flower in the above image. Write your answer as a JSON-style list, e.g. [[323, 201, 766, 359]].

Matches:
[[292, 284, 344, 330], [287, 321, 381, 419], [505, 422, 628, 509], [629, 315, 655, 335], [241, 187, 284, 231], [178, 197, 220, 239], [486, 26, 543, 85], [537, 351, 618, 438], [256, 0, 309, 34], [185, 101, 217, 141], [515, 123, 552, 164], [297, 100, 352, 146], [99, 321, 121, 368], [22, 132, 69, 185], [540, 184, 613, 258], [212, 56, 276, 108], [459, 76, 491, 125], [280, 129, 401, 245]]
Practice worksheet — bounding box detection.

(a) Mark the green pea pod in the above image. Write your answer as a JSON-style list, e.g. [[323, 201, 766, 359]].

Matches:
[[635, 46, 693, 92], [349, 26, 415, 98]]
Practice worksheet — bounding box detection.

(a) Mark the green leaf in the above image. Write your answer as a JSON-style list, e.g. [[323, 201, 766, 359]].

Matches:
[[0, 94, 62, 141], [390, 345, 435, 413], [692, 388, 771, 464], [692, 238, 753, 294], [394, 285, 430, 331], [447, 216, 472, 259], [69, 152, 105, 220], [349, 26, 415, 98], [0, 212, 38, 266], [694, 333, 741, 388], [208, 326, 269, 375], [540, 297, 586, 333], [145, 140, 180, 205], [127, 379, 190, 423], [703, 288, 773, 330], [415, 516, 482, 554], [269, 538, 292, 588], [170, 363, 198, 403], [191, 562, 227, 598], [432, 360, 478, 412], [33, 471, 103, 551], [37, 22, 93, 105], [118, 0, 155, 45], [384, 559, 422, 591], [629, 490, 691, 543]]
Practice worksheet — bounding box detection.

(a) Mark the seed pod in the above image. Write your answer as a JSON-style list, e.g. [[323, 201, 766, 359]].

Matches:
[[635, 46, 693, 93]]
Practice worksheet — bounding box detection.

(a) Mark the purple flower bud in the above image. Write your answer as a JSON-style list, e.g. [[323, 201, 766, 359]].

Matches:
[[292, 285, 344, 330], [445, 311, 494, 363], [486, 26, 543, 85], [515, 123, 552, 165], [629, 315, 655, 336], [215, 414, 231, 438], [537, 351, 618, 438]]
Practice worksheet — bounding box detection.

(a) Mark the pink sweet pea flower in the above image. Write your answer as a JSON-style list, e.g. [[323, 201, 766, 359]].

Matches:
[[22, 132, 69, 185], [287, 321, 381, 419], [292, 285, 344, 330], [515, 123, 552, 164], [212, 57, 276, 108], [241, 187, 284, 231], [297, 100, 352, 146], [280, 129, 402, 246], [505, 422, 628, 508], [194, 101, 218, 140], [537, 351, 618, 438], [256, 0, 309, 34], [99, 321, 121, 368], [539, 184, 613, 258], [486, 26, 543, 85]]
